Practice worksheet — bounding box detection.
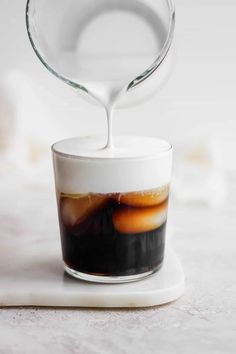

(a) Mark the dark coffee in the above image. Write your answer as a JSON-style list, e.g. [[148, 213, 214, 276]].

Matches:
[[58, 186, 169, 277]]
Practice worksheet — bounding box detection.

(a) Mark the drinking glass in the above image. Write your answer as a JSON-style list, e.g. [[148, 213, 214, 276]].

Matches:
[[52, 136, 172, 283]]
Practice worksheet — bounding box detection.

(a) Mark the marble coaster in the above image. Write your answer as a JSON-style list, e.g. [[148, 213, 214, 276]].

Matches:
[[0, 235, 184, 307]]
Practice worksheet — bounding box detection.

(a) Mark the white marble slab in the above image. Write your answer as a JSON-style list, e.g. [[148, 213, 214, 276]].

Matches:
[[0, 176, 184, 308], [0, 235, 184, 308]]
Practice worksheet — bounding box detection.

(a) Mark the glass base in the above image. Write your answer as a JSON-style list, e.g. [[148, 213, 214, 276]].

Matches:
[[64, 263, 163, 284]]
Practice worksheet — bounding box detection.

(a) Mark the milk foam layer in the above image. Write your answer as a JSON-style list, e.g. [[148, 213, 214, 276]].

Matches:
[[53, 136, 172, 194]]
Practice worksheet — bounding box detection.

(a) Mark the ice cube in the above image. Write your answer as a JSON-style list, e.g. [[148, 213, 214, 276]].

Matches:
[[60, 194, 107, 227], [113, 201, 168, 234], [117, 185, 169, 207]]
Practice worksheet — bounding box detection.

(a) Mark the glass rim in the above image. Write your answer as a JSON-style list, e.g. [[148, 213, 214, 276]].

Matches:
[[52, 135, 173, 162], [26, 0, 175, 92]]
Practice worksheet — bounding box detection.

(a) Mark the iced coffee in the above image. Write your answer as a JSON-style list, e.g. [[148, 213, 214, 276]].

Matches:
[[53, 136, 172, 283]]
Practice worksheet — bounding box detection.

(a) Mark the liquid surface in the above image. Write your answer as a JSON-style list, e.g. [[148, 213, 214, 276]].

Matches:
[[53, 136, 171, 159], [58, 186, 169, 276]]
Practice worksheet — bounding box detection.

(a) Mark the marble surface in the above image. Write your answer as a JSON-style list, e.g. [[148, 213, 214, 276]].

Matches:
[[0, 235, 184, 307], [0, 176, 236, 353]]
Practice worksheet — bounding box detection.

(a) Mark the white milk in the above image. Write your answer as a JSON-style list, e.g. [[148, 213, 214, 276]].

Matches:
[[52, 136, 172, 194]]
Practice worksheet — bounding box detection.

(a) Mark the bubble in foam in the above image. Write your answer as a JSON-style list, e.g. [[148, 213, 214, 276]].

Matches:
[[52, 136, 172, 194]]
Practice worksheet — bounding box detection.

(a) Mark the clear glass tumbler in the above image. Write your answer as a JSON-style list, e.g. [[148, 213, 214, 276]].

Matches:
[[52, 136, 172, 283], [26, 0, 175, 106]]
